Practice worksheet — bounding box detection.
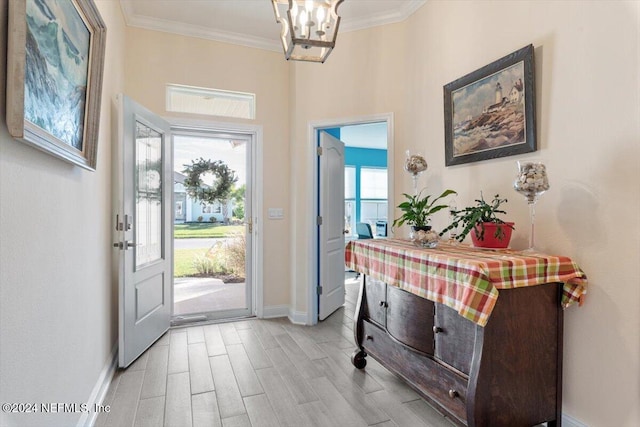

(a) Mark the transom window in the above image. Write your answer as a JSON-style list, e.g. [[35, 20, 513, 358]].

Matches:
[[166, 84, 255, 120]]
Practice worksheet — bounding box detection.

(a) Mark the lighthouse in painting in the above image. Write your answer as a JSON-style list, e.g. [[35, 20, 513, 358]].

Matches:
[[495, 82, 503, 104]]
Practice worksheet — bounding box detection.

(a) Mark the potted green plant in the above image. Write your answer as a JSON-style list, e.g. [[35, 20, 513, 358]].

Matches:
[[440, 193, 514, 248], [393, 189, 457, 232]]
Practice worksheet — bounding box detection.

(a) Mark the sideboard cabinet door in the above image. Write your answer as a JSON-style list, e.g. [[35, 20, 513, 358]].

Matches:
[[434, 303, 476, 375], [386, 285, 435, 355], [364, 277, 387, 326]]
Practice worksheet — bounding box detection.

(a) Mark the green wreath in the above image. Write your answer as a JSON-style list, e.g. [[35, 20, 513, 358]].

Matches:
[[182, 158, 238, 205]]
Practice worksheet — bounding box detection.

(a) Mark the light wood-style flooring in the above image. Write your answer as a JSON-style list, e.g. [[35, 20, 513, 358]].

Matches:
[[96, 280, 456, 427]]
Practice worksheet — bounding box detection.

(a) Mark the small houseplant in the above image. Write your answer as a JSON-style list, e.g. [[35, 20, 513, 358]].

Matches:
[[440, 193, 514, 248], [393, 189, 457, 230]]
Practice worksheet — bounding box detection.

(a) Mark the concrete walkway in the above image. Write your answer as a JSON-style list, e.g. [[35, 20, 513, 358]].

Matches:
[[174, 277, 246, 316], [174, 238, 226, 250]]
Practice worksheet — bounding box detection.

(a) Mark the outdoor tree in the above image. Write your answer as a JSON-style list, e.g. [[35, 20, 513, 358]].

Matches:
[[230, 184, 245, 220]]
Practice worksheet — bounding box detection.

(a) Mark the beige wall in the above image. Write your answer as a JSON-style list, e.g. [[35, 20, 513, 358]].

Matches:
[[407, 2, 639, 425], [289, 22, 408, 310], [291, 1, 639, 425], [0, 1, 126, 426], [123, 27, 291, 309]]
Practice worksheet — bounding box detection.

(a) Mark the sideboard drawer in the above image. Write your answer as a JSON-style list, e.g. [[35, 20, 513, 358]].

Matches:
[[427, 362, 469, 425], [434, 303, 477, 375], [386, 285, 435, 355], [361, 318, 468, 425], [364, 277, 387, 326]]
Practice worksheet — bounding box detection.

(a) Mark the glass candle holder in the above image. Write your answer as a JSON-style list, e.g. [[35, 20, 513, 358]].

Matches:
[[448, 199, 458, 244], [513, 160, 550, 251], [404, 151, 427, 194]]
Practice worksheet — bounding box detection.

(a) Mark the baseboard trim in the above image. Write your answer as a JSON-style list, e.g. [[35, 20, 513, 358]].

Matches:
[[262, 304, 308, 325], [77, 343, 118, 427], [562, 413, 588, 427], [261, 304, 289, 319], [288, 309, 308, 325]]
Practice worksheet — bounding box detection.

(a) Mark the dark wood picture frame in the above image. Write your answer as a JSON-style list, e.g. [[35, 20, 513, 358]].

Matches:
[[444, 44, 536, 166], [6, 0, 106, 171]]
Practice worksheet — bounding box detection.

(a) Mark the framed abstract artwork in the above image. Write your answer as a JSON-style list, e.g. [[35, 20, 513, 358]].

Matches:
[[6, 0, 106, 170], [444, 44, 536, 166]]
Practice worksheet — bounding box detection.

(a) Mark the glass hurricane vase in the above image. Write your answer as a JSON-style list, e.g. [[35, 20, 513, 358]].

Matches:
[[513, 160, 550, 251]]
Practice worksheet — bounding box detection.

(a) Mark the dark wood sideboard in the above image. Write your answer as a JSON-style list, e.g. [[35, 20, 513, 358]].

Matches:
[[351, 276, 564, 427]]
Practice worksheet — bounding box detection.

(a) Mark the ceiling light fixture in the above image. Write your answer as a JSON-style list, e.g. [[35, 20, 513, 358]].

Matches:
[[271, 0, 344, 63]]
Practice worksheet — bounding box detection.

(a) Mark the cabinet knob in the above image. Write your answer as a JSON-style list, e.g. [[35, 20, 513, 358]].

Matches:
[[448, 389, 458, 399], [433, 326, 443, 334], [365, 335, 373, 341], [379, 301, 388, 308]]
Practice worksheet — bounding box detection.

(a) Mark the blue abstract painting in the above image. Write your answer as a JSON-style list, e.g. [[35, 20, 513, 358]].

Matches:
[[25, 0, 90, 151]]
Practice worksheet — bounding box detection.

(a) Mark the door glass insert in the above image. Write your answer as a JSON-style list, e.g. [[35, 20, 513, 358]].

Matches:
[[135, 121, 163, 268]]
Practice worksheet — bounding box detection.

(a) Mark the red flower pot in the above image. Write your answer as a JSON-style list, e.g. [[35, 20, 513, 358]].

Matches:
[[470, 222, 514, 248]]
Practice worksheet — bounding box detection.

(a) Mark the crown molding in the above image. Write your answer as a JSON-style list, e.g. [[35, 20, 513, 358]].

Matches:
[[119, 0, 426, 52], [340, 0, 427, 33], [120, 1, 282, 52]]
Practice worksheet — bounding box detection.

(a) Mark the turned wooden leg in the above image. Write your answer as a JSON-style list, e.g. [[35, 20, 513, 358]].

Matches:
[[351, 349, 367, 369]]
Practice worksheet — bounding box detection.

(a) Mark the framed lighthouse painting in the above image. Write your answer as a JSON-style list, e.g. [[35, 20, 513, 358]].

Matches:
[[443, 44, 537, 166]]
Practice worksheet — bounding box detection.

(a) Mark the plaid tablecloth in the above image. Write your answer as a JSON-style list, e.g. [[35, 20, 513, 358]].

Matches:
[[345, 238, 588, 327]]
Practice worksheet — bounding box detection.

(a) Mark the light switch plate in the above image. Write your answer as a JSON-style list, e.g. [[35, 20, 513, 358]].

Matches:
[[267, 208, 284, 219]]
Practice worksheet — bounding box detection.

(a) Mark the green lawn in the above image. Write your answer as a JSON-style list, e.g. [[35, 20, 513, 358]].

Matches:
[[174, 223, 243, 239], [174, 248, 206, 277]]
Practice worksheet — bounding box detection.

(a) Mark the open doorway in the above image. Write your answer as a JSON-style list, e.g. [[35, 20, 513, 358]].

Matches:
[[339, 122, 389, 240], [310, 114, 394, 324], [171, 129, 253, 324]]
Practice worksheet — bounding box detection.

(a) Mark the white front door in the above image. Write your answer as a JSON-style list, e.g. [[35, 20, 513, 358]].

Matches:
[[318, 131, 346, 320], [115, 94, 172, 368]]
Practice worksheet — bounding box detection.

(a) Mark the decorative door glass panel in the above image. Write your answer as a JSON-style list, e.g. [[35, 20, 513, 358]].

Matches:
[[135, 121, 163, 268]]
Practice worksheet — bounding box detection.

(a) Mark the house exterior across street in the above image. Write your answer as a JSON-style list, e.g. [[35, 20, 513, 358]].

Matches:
[[174, 171, 235, 223]]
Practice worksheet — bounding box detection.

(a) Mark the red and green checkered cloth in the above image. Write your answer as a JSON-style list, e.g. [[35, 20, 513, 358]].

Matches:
[[345, 238, 588, 327]]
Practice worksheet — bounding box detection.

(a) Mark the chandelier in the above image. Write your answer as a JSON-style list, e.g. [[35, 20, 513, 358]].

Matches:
[[271, 0, 344, 63]]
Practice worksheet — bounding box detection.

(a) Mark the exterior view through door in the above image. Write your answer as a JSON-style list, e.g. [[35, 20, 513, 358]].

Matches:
[[172, 131, 253, 323]]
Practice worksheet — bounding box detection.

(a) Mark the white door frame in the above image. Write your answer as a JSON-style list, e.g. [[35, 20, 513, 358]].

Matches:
[[168, 117, 265, 319], [307, 113, 394, 325]]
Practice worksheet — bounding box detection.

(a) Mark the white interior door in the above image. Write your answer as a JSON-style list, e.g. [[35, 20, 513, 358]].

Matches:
[[115, 94, 172, 368], [318, 131, 346, 320]]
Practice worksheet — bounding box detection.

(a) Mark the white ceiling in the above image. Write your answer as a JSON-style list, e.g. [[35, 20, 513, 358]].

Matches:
[[339, 122, 387, 150], [119, 0, 426, 52]]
